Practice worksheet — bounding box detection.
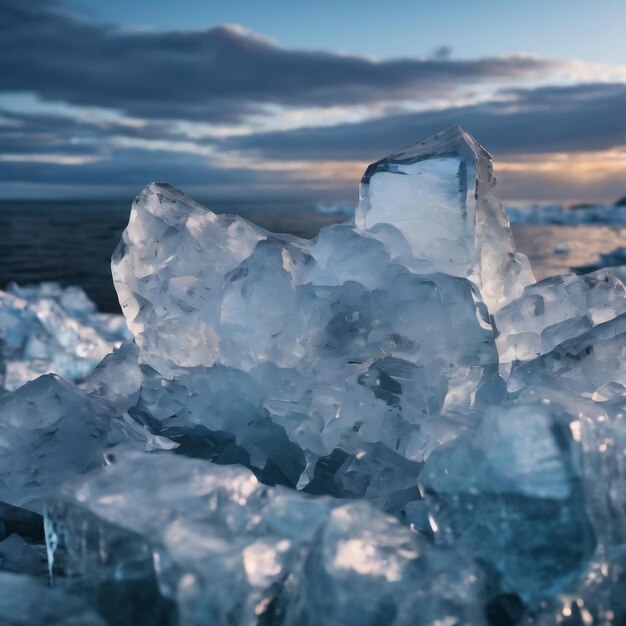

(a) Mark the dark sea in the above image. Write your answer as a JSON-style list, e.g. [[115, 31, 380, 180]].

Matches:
[[1, 199, 625, 313]]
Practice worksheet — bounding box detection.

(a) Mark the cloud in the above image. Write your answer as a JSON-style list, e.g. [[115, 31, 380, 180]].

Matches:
[[224, 82, 626, 161], [2, 2, 625, 203], [0, 0, 559, 123], [0, 145, 282, 201], [3, 80, 626, 202]]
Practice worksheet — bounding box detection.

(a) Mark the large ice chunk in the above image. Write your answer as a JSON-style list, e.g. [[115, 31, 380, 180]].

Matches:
[[112, 180, 501, 508], [355, 125, 533, 311], [0, 374, 165, 513], [45, 449, 484, 626], [419, 397, 595, 605], [112, 183, 266, 374], [523, 387, 626, 546], [282, 502, 484, 626], [0, 283, 130, 391], [579, 408, 626, 545]]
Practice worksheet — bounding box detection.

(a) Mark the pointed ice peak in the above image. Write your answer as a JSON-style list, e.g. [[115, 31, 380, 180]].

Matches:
[[356, 126, 533, 311], [360, 125, 489, 185]]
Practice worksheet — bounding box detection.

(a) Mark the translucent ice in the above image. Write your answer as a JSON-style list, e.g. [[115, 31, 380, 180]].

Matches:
[[112, 179, 501, 511], [494, 269, 626, 375], [534, 547, 626, 626], [45, 449, 484, 626], [82, 341, 143, 413], [508, 312, 626, 400], [282, 501, 484, 626], [0, 283, 130, 391], [355, 125, 533, 311], [2, 125, 625, 623], [0, 374, 165, 513], [419, 397, 595, 605]]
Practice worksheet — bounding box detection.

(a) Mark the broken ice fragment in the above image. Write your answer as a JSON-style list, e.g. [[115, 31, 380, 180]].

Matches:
[[82, 341, 143, 413], [508, 312, 626, 400], [0, 374, 164, 513], [282, 500, 485, 626], [355, 125, 533, 311], [419, 398, 595, 605], [0, 283, 130, 391], [495, 269, 626, 376], [46, 450, 484, 626]]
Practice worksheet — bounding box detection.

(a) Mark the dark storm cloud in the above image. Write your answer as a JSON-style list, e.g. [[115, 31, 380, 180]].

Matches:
[[3, 81, 626, 199], [224, 82, 626, 161], [0, 107, 194, 156], [0, 147, 263, 189], [0, 0, 558, 122]]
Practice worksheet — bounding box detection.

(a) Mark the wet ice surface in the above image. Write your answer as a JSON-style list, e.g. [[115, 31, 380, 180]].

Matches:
[[3, 126, 626, 624]]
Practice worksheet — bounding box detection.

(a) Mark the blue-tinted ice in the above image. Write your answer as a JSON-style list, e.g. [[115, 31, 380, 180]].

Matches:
[[0, 126, 625, 624]]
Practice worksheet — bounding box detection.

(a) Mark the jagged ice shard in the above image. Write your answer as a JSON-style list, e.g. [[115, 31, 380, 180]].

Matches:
[[1, 125, 626, 624], [355, 126, 534, 311]]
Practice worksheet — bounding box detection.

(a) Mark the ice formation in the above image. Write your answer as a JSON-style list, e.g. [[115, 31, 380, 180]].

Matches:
[[355, 125, 533, 311], [111, 179, 503, 513], [0, 282, 130, 392], [46, 450, 483, 626], [0, 374, 170, 513], [420, 396, 595, 605], [1, 125, 626, 624], [494, 269, 626, 372]]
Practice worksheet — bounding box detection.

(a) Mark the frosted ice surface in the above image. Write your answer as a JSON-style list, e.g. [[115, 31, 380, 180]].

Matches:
[[0, 571, 105, 625], [46, 449, 483, 626], [355, 126, 534, 311], [0, 283, 130, 391]]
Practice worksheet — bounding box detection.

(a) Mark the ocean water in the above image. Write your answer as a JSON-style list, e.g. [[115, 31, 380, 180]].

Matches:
[[0, 199, 343, 313], [1, 199, 625, 313]]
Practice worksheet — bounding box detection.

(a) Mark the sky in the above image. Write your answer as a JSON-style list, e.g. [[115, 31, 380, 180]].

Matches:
[[1, 0, 626, 203]]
